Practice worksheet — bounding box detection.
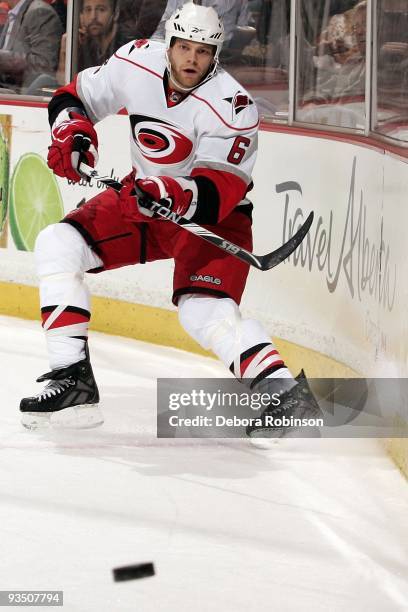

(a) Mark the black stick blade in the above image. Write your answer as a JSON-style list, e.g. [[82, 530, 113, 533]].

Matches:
[[258, 211, 314, 270]]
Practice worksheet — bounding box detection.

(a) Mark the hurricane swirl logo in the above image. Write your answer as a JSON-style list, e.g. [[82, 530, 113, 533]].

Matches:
[[130, 115, 193, 165]]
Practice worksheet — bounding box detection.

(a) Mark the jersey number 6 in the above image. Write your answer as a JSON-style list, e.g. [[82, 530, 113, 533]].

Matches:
[[227, 136, 251, 165]]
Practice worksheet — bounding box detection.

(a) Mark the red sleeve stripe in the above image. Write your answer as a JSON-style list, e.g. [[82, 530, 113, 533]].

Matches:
[[191, 166, 248, 221], [52, 74, 80, 100], [191, 91, 259, 131]]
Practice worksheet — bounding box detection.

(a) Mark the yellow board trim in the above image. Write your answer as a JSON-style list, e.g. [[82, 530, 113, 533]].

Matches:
[[0, 281, 357, 376], [385, 422, 408, 480]]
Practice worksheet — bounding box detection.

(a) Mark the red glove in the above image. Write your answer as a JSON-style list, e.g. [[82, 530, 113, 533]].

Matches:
[[47, 112, 98, 182], [119, 175, 198, 224], [118, 182, 156, 224]]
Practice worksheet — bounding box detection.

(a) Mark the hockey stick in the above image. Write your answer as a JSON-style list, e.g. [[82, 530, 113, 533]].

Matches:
[[78, 163, 313, 271]]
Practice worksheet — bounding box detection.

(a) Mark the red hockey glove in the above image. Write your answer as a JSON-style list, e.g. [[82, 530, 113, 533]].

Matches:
[[119, 175, 198, 223], [118, 182, 157, 224], [136, 176, 197, 217], [47, 112, 98, 183]]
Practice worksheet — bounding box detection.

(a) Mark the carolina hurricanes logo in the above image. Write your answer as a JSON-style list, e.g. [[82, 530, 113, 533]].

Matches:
[[224, 91, 254, 122], [134, 39, 149, 48], [128, 39, 150, 54], [130, 115, 193, 165]]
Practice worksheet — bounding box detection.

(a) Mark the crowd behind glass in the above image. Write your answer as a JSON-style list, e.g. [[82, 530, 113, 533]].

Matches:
[[0, 0, 406, 144]]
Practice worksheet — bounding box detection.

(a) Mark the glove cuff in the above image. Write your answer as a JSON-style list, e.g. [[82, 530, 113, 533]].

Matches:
[[159, 175, 198, 219]]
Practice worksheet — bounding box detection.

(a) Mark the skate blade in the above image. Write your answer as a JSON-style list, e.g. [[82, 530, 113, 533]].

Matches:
[[249, 425, 321, 446], [249, 435, 281, 450], [21, 404, 104, 430]]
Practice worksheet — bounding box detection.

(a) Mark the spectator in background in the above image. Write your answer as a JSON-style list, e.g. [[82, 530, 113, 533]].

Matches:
[[301, 0, 356, 45], [27, 0, 166, 94], [0, 0, 62, 92], [313, 1, 367, 101], [47, 0, 66, 29], [314, 6, 357, 69], [243, 0, 291, 70], [79, 0, 168, 70], [78, 0, 120, 70], [0, 2, 9, 35], [376, 1, 408, 115]]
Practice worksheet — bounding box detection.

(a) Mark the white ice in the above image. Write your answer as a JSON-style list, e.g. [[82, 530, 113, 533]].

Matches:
[[1, 314, 408, 612]]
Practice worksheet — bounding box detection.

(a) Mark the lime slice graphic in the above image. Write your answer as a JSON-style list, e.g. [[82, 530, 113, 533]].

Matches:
[[9, 153, 64, 251], [0, 131, 8, 232]]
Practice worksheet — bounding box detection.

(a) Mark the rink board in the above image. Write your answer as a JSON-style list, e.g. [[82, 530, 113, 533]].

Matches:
[[0, 104, 406, 475]]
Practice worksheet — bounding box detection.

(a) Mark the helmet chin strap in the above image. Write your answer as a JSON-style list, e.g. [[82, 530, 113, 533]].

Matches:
[[166, 50, 219, 93]]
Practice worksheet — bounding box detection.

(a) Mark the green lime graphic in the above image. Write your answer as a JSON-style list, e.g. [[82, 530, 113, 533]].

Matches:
[[9, 153, 64, 251], [0, 127, 9, 233]]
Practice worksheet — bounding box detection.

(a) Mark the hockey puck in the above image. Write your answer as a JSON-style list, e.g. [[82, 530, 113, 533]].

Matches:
[[113, 562, 155, 582]]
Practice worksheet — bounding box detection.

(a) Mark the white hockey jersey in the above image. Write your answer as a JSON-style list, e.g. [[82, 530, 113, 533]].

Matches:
[[74, 40, 259, 209]]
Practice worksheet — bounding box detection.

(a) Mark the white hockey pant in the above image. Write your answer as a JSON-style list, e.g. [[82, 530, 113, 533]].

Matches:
[[35, 223, 103, 370], [178, 294, 293, 386]]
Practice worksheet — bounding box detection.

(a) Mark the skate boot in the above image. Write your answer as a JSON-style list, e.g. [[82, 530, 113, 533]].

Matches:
[[246, 370, 323, 440], [20, 354, 103, 430]]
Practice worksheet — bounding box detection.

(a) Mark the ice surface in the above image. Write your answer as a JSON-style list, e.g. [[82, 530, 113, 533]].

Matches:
[[1, 315, 408, 612]]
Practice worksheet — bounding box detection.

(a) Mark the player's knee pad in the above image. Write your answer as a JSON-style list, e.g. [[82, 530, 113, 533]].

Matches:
[[178, 294, 241, 350], [35, 222, 102, 279]]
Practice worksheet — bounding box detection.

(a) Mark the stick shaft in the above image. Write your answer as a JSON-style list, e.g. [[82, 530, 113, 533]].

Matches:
[[78, 163, 313, 271]]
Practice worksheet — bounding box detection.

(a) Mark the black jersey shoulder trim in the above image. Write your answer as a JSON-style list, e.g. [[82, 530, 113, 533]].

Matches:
[[191, 175, 220, 225], [235, 202, 253, 221], [48, 93, 87, 127]]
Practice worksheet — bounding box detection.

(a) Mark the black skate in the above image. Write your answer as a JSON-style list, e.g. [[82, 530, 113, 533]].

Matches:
[[20, 354, 103, 430], [246, 370, 323, 440]]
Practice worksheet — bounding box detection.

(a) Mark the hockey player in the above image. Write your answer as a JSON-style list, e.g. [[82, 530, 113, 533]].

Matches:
[[20, 2, 322, 438]]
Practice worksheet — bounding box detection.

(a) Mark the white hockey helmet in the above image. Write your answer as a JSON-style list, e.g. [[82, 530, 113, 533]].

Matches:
[[165, 2, 225, 64]]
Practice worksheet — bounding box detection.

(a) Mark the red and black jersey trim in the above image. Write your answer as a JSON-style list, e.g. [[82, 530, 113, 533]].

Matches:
[[48, 92, 88, 127], [235, 202, 253, 221], [191, 167, 249, 223], [188, 175, 253, 225], [191, 175, 220, 225]]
